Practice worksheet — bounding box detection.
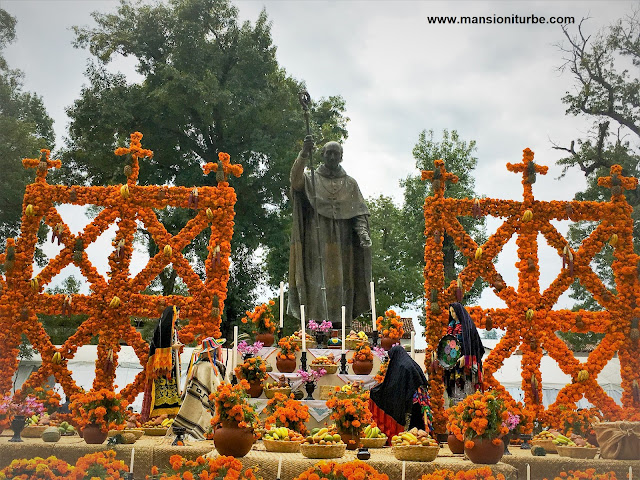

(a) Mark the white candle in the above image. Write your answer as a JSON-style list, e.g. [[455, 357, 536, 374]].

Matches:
[[233, 325, 239, 371], [370, 281, 376, 331], [401, 461, 406, 480], [410, 331, 415, 359], [277, 456, 282, 479], [341, 306, 346, 354], [527, 464, 530, 480], [301, 305, 306, 351], [630, 467, 633, 480], [130, 447, 134, 473], [279, 282, 284, 328]]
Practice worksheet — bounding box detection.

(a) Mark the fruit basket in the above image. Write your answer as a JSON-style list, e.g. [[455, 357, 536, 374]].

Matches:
[[264, 386, 292, 399], [310, 364, 338, 374], [300, 443, 347, 459], [345, 338, 366, 350], [361, 436, 387, 448], [556, 445, 598, 459], [392, 445, 439, 462], [291, 338, 316, 349], [263, 438, 302, 453], [108, 428, 144, 440], [142, 427, 168, 436], [531, 439, 558, 453]]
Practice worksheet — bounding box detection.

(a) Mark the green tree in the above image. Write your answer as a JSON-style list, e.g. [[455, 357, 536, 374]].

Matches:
[[367, 130, 486, 322], [553, 11, 639, 314], [0, 9, 55, 251], [62, 0, 348, 339]]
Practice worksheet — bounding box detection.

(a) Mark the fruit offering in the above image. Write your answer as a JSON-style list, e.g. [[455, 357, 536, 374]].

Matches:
[[141, 414, 174, 428], [533, 430, 558, 441], [292, 331, 315, 342], [264, 427, 305, 442], [304, 427, 344, 445], [363, 424, 386, 439], [347, 330, 368, 342], [553, 433, 596, 448], [57, 421, 76, 435], [312, 354, 337, 365], [392, 428, 438, 446], [26, 413, 59, 427]]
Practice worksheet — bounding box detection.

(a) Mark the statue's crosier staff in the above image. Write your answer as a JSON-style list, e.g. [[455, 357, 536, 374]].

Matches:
[[298, 90, 330, 370]]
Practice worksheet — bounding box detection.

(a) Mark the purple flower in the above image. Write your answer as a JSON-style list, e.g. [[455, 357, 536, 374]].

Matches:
[[237, 340, 263, 356], [372, 346, 387, 360], [502, 412, 521, 431], [307, 320, 333, 333], [297, 368, 326, 383]]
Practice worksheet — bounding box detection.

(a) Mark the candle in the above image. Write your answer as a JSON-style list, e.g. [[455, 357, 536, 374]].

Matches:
[[233, 325, 239, 371], [301, 305, 306, 351], [277, 456, 282, 479], [279, 282, 285, 328], [401, 461, 405, 480], [341, 306, 346, 353], [630, 467, 633, 480], [370, 281, 376, 331], [527, 464, 530, 480], [130, 447, 135, 473], [410, 331, 415, 359]]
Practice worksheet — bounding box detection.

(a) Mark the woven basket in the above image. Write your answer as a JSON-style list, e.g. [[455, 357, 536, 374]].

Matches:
[[291, 338, 316, 349], [531, 439, 558, 453], [392, 445, 439, 462], [108, 428, 144, 439], [556, 445, 598, 459], [22, 425, 48, 438], [361, 436, 387, 448], [264, 387, 292, 399], [310, 364, 338, 374], [263, 438, 302, 453], [345, 338, 366, 350], [143, 427, 168, 436], [300, 443, 347, 459]]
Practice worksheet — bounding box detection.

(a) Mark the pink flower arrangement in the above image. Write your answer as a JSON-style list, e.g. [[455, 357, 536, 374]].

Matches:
[[237, 341, 263, 356], [502, 412, 521, 432], [1, 394, 45, 418], [372, 346, 387, 360], [297, 368, 326, 384], [307, 320, 332, 334]]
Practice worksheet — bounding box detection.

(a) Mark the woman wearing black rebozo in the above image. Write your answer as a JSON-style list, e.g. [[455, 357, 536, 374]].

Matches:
[[444, 302, 484, 403], [369, 345, 433, 440]]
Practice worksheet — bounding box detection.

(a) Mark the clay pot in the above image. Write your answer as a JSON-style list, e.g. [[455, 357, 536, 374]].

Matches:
[[276, 357, 296, 373], [352, 359, 374, 375], [214, 421, 255, 457], [464, 437, 504, 464], [380, 336, 400, 351], [447, 433, 465, 454], [82, 423, 108, 444], [247, 380, 264, 398], [255, 332, 274, 347], [339, 430, 362, 450]]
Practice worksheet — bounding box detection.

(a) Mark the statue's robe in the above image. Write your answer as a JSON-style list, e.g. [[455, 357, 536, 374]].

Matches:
[[288, 163, 372, 328]]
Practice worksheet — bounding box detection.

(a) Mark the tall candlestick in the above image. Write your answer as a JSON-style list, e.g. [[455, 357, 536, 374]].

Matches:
[[301, 305, 306, 351], [277, 456, 282, 479], [370, 281, 376, 331], [410, 331, 415, 359], [341, 306, 346, 354], [401, 461, 405, 480], [130, 447, 135, 473], [630, 467, 632, 480], [526, 464, 530, 480], [279, 282, 284, 328]]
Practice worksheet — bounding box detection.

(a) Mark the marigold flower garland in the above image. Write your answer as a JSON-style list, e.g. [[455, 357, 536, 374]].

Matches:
[[293, 460, 388, 480], [419, 467, 506, 480], [422, 153, 640, 432], [0, 133, 242, 404], [152, 454, 256, 480]]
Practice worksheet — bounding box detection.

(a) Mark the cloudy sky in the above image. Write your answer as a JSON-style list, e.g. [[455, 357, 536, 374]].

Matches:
[[3, 0, 637, 342]]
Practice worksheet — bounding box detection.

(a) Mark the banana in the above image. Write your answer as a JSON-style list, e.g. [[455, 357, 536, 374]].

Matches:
[[522, 209, 533, 222], [163, 245, 173, 257], [206, 208, 214, 220], [364, 425, 372, 437], [525, 309, 534, 321], [609, 234, 618, 246], [30, 277, 39, 291], [401, 432, 418, 443], [578, 369, 589, 382], [475, 247, 482, 260], [52, 351, 61, 364], [120, 184, 130, 199], [373, 427, 380, 438], [109, 296, 121, 308], [25, 204, 36, 217]]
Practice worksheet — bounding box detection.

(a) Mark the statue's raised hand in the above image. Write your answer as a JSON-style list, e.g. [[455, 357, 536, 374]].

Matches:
[[301, 135, 314, 157]]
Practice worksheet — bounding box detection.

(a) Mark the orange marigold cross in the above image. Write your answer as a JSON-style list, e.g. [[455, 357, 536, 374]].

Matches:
[[421, 159, 459, 197], [598, 164, 638, 198], [506, 148, 548, 202], [21, 149, 61, 184]]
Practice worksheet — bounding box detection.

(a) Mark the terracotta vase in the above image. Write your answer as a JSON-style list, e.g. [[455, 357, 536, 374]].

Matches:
[[352, 359, 374, 375], [464, 437, 504, 464], [276, 357, 296, 373], [380, 336, 400, 351], [447, 433, 465, 454], [255, 332, 274, 347], [82, 423, 108, 444], [247, 380, 264, 398], [214, 421, 255, 457], [339, 430, 362, 450]]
